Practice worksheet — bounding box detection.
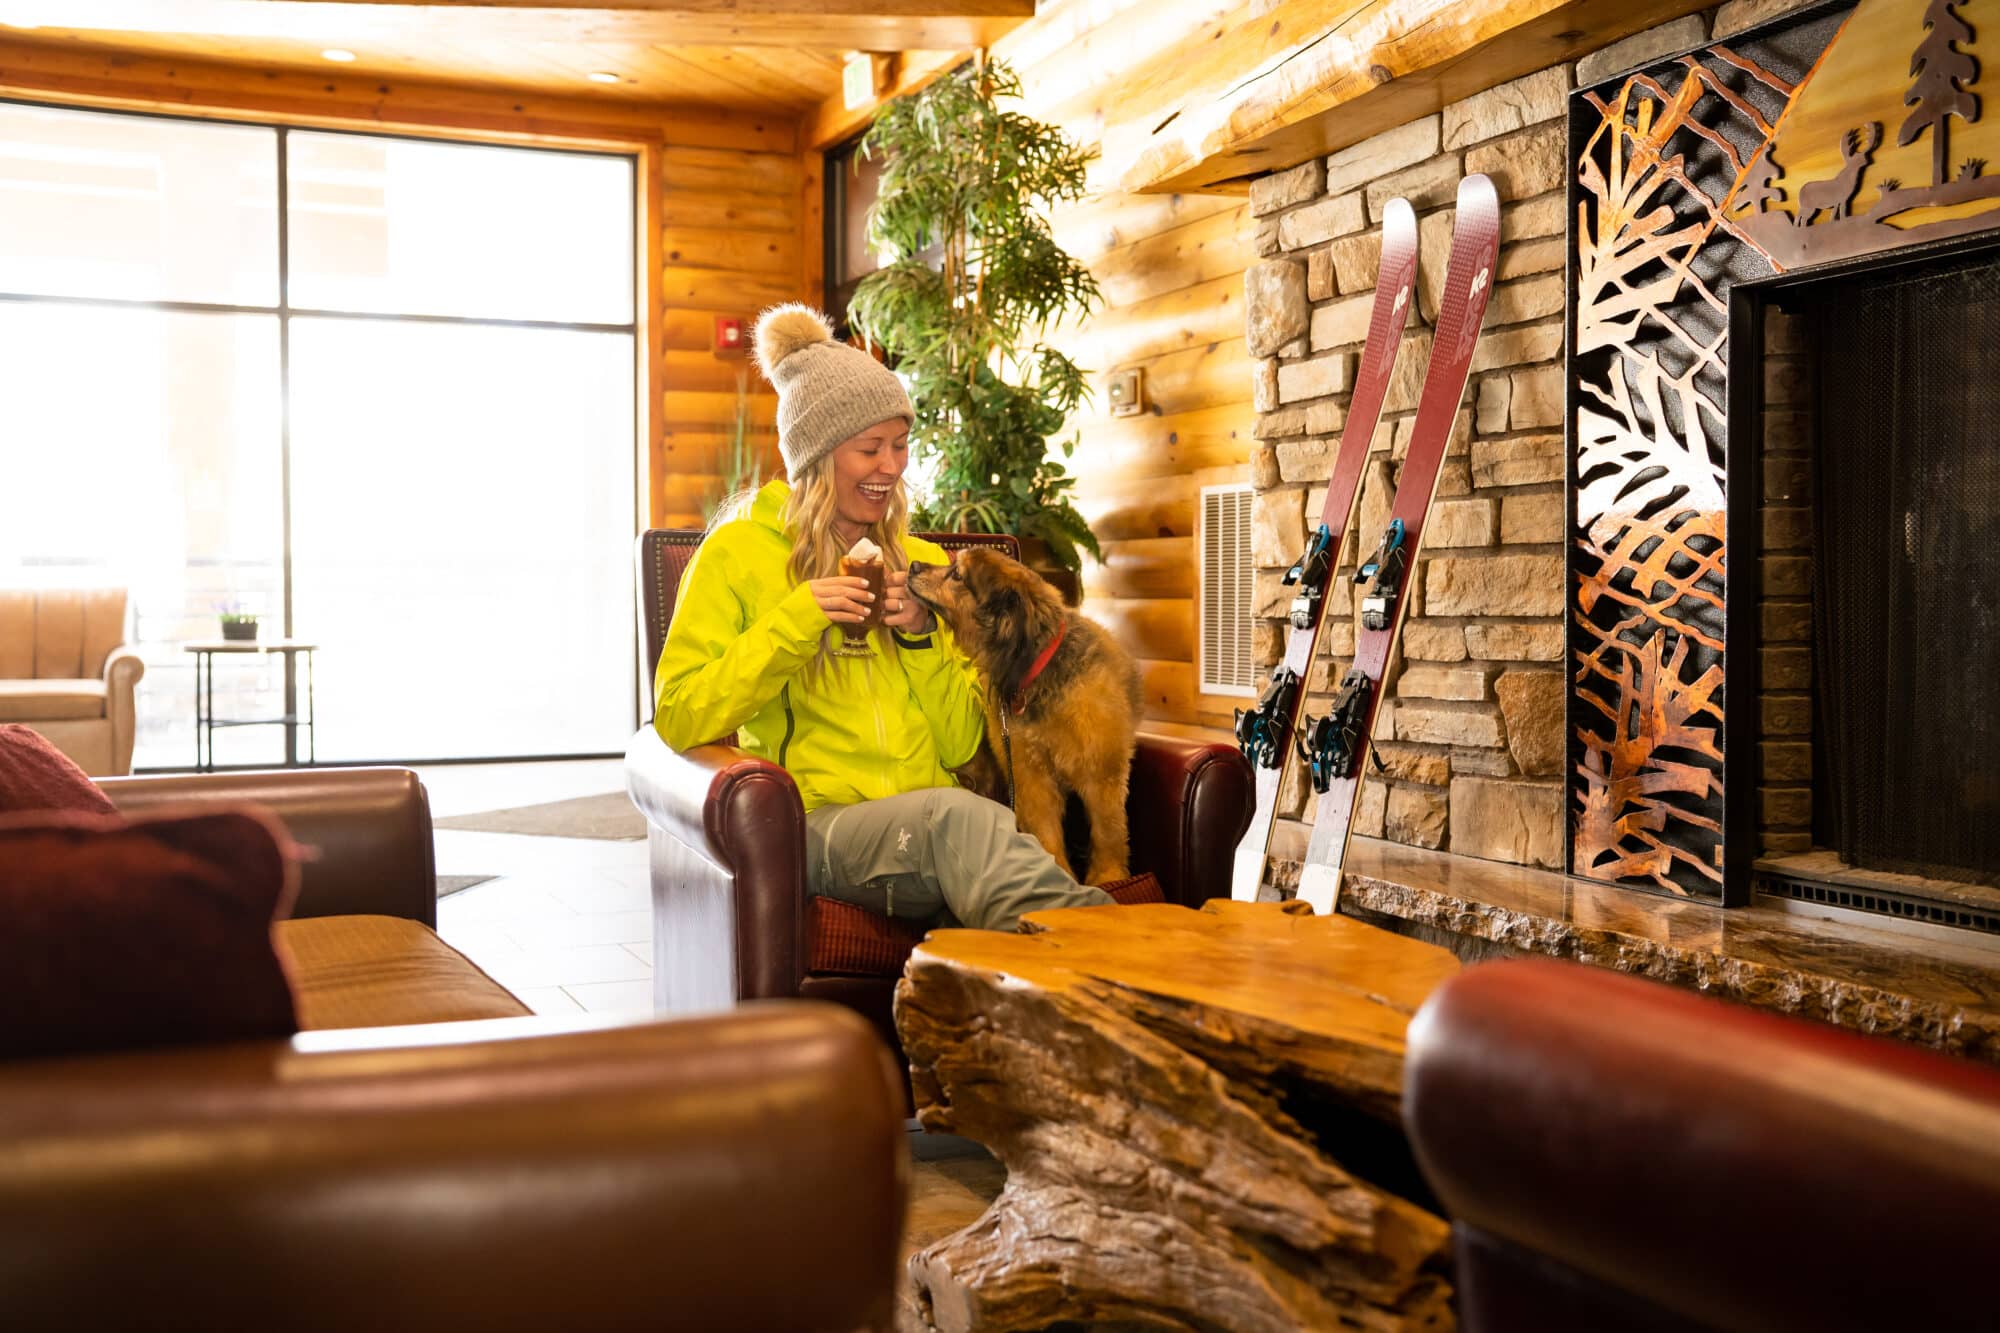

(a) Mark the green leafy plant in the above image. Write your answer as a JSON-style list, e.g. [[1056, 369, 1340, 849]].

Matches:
[[848, 58, 1103, 571], [701, 366, 763, 521]]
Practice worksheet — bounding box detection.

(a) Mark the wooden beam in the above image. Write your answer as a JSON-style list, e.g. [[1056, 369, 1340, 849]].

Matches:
[[1121, 0, 1716, 194], [19, 1, 1031, 51], [0, 36, 802, 149], [802, 45, 964, 150], [643, 140, 668, 528], [799, 146, 826, 306]]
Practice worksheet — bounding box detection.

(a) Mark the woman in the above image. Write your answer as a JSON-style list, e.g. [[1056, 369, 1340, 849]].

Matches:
[[653, 304, 1111, 932]]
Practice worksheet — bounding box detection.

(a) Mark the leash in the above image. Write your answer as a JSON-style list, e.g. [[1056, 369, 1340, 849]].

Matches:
[[992, 684, 1018, 829], [989, 619, 1066, 827]]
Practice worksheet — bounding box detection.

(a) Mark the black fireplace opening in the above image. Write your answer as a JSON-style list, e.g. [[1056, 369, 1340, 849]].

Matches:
[[1741, 242, 2000, 925], [1796, 255, 2000, 887]]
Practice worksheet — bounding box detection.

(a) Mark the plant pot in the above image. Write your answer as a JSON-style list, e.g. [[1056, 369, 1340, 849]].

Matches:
[[220, 619, 260, 642], [1017, 537, 1083, 608]]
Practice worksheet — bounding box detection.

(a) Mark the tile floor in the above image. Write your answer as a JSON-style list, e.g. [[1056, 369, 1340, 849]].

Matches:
[[417, 758, 654, 1019]]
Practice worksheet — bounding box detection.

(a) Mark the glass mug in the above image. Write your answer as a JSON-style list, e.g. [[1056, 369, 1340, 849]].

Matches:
[[835, 556, 886, 657]]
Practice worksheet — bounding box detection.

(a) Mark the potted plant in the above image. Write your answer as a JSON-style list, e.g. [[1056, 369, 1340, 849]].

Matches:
[[848, 57, 1102, 599], [701, 365, 763, 522], [218, 607, 260, 642]]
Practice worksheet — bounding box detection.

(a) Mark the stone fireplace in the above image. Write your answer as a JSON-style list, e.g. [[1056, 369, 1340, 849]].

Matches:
[[1240, 0, 2000, 933], [1218, 0, 2000, 1056]]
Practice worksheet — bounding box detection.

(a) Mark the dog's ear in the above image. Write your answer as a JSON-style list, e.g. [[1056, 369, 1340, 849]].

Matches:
[[983, 582, 1040, 689], [960, 547, 998, 593]]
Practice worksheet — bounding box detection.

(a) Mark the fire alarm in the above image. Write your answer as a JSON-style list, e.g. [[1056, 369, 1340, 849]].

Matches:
[[714, 315, 746, 358], [1107, 367, 1144, 417]]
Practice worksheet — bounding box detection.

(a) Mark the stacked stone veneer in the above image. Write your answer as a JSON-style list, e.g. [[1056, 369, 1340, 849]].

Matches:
[[1239, 6, 1784, 887], [1759, 308, 1815, 857]]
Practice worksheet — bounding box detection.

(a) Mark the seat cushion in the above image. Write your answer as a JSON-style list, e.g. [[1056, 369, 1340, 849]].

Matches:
[[806, 898, 928, 977], [1102, 872, 1167, 906], [0, 723, 116, 815], [0, 804, 299, 1058], [805, 872, 1168, 977], [0, 680, 108, 723], [278, 914, 532, 1029]]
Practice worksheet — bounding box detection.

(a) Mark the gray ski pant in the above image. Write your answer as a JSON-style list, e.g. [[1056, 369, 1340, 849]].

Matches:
[[804, 786, 1112, 933]]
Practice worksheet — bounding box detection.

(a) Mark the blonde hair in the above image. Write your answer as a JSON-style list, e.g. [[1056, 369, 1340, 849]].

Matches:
[[785, 454, 910, 679]]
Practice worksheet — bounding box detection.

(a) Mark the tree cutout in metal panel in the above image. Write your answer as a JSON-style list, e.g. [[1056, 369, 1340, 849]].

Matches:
[[1899, 0, 1979, 189]]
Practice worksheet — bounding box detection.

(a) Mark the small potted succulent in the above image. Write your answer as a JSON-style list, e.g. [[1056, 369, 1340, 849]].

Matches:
[[218, 606, 260, 642]]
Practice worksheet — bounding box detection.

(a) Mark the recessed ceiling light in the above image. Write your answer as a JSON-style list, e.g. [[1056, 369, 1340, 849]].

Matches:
[[587, 71, 621, 84], [320, 48, 356, 63]]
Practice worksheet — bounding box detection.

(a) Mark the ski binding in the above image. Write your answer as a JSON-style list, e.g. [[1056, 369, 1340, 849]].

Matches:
[[1299, 667, 1372, 793], [1356, 518, 1408, 632], [1234, 665, 1301, 770], [1283, 524, 1335, 631]]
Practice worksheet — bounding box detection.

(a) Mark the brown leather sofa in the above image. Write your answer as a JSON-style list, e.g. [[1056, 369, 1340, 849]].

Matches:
[[0, 587, 144, 776], [2, 766, 909, 1331], [625, 529, 1256, 1056], [1403, 958, 2000, 1333]]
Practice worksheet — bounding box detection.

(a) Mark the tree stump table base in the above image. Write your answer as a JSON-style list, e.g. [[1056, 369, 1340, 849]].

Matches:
[[895, 899, 1462, 1332]]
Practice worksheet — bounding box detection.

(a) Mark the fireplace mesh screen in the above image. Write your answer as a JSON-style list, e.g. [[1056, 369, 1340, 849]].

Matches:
[[1800, 254, 2000, 884]]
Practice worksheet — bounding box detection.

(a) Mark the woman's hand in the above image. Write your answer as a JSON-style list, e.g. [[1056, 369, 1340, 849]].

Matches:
[[883, 569, 937, 635], [807, 576, 875, 624]]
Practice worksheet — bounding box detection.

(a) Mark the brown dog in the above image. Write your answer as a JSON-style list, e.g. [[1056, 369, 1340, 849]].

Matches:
[[907, 548, 1143, 884]]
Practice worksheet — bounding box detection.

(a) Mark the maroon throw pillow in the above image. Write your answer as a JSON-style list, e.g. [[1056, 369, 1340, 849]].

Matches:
[[0, 723, 116, 817], [0, 804, 301, 1059]]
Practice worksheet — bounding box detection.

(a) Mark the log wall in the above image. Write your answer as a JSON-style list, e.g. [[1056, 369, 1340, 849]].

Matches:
[[654, 126, 807, 528], [988, 0, 1265, 737]]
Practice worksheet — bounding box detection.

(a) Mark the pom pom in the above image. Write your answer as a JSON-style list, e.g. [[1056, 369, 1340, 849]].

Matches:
[[754, 304, 834, 378]]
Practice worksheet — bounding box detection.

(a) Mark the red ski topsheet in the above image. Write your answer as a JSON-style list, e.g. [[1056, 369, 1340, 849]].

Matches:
[[1229, 197, 1420, 902], [1297, 174, 1501, 915]]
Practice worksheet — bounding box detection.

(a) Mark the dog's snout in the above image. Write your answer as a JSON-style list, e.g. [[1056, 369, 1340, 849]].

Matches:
[[908, 560, 932, 579]]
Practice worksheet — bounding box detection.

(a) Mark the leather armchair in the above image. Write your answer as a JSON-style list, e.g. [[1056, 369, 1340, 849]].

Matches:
[[0, 587, 144, 776], [626, 528, 1256, 1055], [3, 767, 910, 1331], [1403, 958, 2000, 1333]]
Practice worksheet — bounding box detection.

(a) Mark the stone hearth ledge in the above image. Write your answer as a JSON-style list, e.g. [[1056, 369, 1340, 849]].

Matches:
[[1330, 837, 2000, 1063]]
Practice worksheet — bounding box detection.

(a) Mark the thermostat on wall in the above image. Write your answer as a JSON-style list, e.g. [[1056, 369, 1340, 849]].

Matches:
[[1107, 367, 1144, 417]]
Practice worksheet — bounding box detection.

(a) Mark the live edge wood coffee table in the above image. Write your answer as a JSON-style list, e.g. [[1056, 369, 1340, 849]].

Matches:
[[895, 899, 1461, 1332]]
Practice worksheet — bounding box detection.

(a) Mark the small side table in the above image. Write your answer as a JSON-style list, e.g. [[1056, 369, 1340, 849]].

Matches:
[[184, 639, 318, 772]]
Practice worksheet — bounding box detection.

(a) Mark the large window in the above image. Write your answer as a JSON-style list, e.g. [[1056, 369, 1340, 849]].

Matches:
[[0, 102, 639, 767]]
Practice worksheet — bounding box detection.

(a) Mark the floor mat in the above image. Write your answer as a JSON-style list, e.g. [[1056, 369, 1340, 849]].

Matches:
[[436, 873, 499, 898], [434, 791, 646, 841]]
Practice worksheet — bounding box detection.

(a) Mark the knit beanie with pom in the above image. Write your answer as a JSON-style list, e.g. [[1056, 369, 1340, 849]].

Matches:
[[753, 304, 914, 481]]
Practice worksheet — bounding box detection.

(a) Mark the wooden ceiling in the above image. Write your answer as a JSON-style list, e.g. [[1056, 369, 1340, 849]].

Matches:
[[0, 0, 1031, 111]]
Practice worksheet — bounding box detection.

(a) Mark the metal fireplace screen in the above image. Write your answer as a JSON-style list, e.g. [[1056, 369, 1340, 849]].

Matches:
[[1795, 256, 2000, 884], [1565, 0, 2000, 901], [1567, 6, 1848, 900]]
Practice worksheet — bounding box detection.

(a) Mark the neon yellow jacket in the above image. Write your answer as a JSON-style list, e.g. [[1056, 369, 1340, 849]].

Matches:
[[653, 479, 986, 812]]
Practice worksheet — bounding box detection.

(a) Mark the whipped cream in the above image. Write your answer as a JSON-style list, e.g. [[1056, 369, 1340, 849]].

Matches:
[[845, 536, 883, 563]]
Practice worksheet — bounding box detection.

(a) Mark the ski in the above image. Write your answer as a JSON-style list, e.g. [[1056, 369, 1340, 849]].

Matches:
[[1294, 172, 1501, 915], [1230, 196, 1420, 902]]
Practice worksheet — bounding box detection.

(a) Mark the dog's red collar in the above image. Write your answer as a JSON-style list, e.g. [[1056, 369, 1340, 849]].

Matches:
[[1009, 619, 1067, 716]]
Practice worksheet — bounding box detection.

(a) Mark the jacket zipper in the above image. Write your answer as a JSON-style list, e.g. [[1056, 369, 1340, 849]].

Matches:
[[778, 683, 796, 767], [869, 655, 890, 799]]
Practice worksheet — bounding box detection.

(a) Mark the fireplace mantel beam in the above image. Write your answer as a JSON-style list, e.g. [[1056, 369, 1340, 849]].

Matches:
[[1122, 0, 1714, 196]]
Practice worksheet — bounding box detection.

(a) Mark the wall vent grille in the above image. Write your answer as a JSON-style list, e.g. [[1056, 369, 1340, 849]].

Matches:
[[1199, 483, 1255, 696]]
